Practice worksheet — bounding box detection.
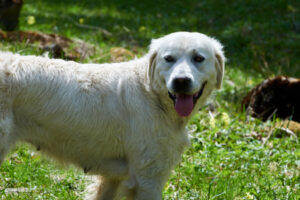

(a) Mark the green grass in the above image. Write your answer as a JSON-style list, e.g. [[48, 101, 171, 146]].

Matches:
[[0, 146, 87, 199], [1, 0, 299, 199]]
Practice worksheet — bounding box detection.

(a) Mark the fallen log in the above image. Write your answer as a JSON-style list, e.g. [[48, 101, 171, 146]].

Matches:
[[0, 30, 94, 60]]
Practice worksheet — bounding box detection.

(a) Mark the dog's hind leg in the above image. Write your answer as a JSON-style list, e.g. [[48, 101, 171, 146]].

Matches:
[[0, 106, 15, 165], [94, 177, 121, 200]]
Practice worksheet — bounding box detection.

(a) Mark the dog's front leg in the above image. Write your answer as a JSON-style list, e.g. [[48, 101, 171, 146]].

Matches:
[[125, 154, 168, 200], [115, 172, 163, 200], [133, 176, 163, 200]]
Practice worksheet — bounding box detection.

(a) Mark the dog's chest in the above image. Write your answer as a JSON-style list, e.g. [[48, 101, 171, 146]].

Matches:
[[160, 129, 189, 165], [135, 125, 190, 178]]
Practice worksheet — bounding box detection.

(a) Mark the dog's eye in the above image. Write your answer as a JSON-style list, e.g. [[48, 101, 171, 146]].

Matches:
[[164, 55, 175, 63], [193, 55, 205, 63]]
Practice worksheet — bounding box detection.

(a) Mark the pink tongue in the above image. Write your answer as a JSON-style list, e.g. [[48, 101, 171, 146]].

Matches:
[[174, 94, 194, 117]]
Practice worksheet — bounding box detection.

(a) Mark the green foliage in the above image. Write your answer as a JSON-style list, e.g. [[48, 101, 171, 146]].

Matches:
[[0, 0, 299, 199], [2, 0, 300, 75], [164, 110, 299, 200]]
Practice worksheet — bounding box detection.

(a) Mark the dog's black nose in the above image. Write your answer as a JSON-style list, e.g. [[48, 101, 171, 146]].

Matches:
[[172, 77, 192, 93]]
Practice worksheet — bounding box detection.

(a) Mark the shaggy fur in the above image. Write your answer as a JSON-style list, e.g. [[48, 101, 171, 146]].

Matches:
[[0, 32, 225, 200], [242, 76, 300, 122]]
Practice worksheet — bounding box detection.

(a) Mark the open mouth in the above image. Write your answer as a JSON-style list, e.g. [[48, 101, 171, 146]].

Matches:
[[168, 81, 207, 117]]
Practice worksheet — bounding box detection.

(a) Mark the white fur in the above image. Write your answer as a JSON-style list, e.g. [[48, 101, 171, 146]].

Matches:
[[0, 32, 224, 200]]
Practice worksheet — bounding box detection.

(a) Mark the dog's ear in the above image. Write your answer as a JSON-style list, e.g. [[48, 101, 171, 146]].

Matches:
[[147, 51, 157, 83], [215, 52, 225, 89], [212, 39, 225, 90]]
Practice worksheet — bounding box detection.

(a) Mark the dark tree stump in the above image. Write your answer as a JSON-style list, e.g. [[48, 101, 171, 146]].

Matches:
[[242, 76, 300, 122], [0, 0, 23, 31]]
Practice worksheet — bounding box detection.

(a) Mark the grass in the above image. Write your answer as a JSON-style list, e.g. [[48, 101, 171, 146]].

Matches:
[[0, 146, 87, 199], [1, 0, 299, 199]]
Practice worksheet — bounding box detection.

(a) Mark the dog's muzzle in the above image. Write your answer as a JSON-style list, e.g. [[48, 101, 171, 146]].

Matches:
[[168, 81, 207, 117]]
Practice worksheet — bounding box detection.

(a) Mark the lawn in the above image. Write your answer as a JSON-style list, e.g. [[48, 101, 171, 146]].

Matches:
[[0, 0, 299, 199]]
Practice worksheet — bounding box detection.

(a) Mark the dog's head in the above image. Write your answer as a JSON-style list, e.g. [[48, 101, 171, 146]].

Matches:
[[147, 32, 225, 117]]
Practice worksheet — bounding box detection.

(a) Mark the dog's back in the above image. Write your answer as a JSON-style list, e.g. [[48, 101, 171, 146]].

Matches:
[[0, 52, 134, 171]]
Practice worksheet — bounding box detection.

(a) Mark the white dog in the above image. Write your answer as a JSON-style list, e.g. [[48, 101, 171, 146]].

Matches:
[[0, 32, 225, 200]]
